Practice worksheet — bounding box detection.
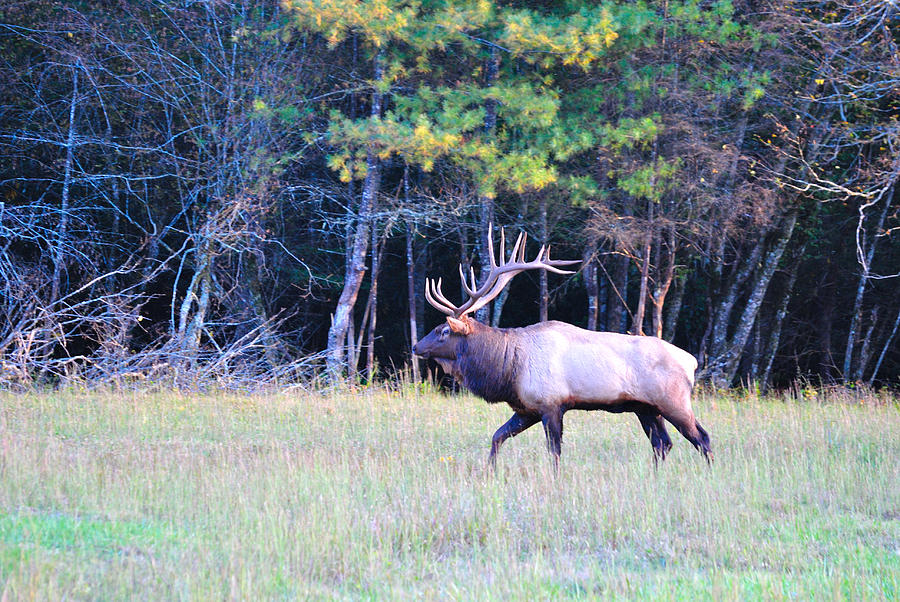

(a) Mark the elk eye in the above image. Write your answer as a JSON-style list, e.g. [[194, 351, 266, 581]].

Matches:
[[440, 326, 450, 337]]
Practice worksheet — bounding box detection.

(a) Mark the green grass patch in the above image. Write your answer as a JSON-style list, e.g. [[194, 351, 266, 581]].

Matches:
[[0, 388, 898, 599], [0, 511, 177, 553]]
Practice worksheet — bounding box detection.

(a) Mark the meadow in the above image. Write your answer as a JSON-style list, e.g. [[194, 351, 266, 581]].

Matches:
[[0, 386, 898, 600]]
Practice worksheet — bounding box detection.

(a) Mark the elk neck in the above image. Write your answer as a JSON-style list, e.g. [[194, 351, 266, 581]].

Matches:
[[456, 321, 521, 406]]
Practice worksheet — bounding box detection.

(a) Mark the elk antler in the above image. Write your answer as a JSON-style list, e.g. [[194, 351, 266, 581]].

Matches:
[[424, 224, 580, 319]]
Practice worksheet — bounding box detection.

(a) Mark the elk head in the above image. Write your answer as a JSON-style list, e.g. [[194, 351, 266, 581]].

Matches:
[[412, 224, 579, 363]]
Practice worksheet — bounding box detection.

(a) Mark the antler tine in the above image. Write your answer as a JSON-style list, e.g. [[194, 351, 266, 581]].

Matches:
[[424, 226, 580, 320], [456, 232, 576, 318], [461, 272, 515, 317], [505, 231, 526, 266], [499, 244, 578, 275], [487, 223, 497, 269], [431, 277, 459, 309], [542, 244, 581, 273], [457, 230, 525, 312], [424, 279, 444, 314], [425, 278, 458, 316], [459, 264, 478, 297]]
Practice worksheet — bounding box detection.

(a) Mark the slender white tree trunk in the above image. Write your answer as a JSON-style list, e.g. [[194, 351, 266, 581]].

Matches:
[[325, 52, 383, 380], [854, 306, 879, 382], [366, 219, 380, 382], [51, 67, 79, 304], [406, 220, 420, 382], [843, 188, 892, 380], [539, 197, 549, 322], [584, 233, 599, 331], [633, 199, 653, 336], [760, 261, 800, 392], [651, 226, 676, 339], [475, 47, 499, 325], [868, 304, 900, 386]]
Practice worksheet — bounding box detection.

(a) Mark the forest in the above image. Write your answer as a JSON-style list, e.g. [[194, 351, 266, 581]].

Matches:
[[1, 0, 898, 390]]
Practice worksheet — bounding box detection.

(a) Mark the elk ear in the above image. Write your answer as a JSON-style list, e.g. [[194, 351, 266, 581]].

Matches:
[[446, 316, 471, 335]]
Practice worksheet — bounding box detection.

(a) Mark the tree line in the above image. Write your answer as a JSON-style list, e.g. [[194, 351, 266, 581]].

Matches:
[[0, 0, 897, 389]]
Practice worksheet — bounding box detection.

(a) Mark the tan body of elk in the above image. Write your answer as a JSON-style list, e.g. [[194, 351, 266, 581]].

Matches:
[[415, 316, 711, 469], [413, 225, 712, 470]]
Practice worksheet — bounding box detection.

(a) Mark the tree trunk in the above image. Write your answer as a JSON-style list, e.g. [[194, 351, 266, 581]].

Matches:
[[539, 196, 549, 322], [476, 199, 494, 324], [868, 304, 900, 386], [699, 113, 751, 362], [357, 229, 388, 379], [703, 210, 798, 388], [233, 249, 274, 364], [489, 206, 511, 327], [607, 200, 633, 334], [347, 315, 357, 376], [606, 251, 629, 334], [707, 237, 766, 361], [404, 168, 420, 382], [760, 261, 800, 392], [103, 108, 122, 284], [854, 306, 879, 383], [50, 66, 79, 304], [632, 239, 650, 336], [842, 188, 892, 380], [458, 227, 471, 305], [748, 318, 761, 385], [597, 258, 608, 332], [325, 52, 383, 380], [584, 233, 599, 330], [176, 236, 213, 368], [632, 200, 654, 335], [415, 240, 426, 344], [814, 270, 838, 379], [366, 218, 380, 383], [406, 220, 420, 382], [491, 285, 510, 328], [475, 46, 499, 325], [651, 225, 676, 339], [184, 263, 211, 361], [662, 273, 685, 343]]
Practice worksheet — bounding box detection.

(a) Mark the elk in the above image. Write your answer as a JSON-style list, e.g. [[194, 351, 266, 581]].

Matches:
[[413, 226, 712, 470]]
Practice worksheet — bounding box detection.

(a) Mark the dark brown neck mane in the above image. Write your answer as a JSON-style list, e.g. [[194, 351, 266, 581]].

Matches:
[[456, 321, 520, 404]]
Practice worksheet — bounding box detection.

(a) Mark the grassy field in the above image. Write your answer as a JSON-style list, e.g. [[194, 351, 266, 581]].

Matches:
[[0, 386, 898, 600]]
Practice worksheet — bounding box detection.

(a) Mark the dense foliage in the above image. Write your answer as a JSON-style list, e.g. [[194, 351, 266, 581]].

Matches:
[[0, 0, 897, 388]]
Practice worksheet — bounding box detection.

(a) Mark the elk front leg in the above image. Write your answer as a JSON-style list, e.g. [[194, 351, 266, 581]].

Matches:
[[488, 413, 539, 468]]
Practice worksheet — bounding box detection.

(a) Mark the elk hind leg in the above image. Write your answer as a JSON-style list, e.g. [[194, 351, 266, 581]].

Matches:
[[665, 410, 713, 464], [694, 421, 713, 463], [636, 410, 673, 466], [541, 408, 564, 473]]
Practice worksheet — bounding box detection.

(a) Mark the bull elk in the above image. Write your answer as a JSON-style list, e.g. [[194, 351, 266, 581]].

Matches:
[[413, 225, 712, 470]]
